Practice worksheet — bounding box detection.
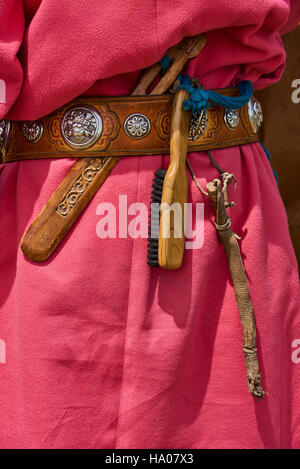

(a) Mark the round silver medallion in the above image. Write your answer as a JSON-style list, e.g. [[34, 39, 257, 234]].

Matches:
[[124, 113, 151, 139], [0, 119, 11, 156], [23, 120, 43, 143], [224, 108, 239, 130], [61, 105, 102, 149], [248, 97, 263, 133], [189, 110, 208, 141]]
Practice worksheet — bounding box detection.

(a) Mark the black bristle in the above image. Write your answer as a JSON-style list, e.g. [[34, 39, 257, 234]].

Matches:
[[147, 169, 166, 266]]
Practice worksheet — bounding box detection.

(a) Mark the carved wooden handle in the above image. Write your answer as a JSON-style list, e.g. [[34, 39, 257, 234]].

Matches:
[[158, 89, 191, 270], [21, 157, 119, 261], [134, 34, 207, 96]]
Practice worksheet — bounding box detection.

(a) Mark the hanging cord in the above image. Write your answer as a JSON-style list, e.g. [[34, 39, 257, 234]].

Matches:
[[186, 157, 208, 196], [187, 151, 238, 208], [207, 151, 237, 208]]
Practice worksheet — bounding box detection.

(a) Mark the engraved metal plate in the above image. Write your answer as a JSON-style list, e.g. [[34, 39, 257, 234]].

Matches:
[[61, 105, 102, 149], [0, 119, 11, 156], [124, 113, 151, 139], [23, 120, 44, 143], [189, 110, 208, 141], [248, 97, 263, 133], [224, 108, 239, 130]]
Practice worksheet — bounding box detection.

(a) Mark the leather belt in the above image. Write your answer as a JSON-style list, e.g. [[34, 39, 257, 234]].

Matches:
[[1, 90, 261, 163]]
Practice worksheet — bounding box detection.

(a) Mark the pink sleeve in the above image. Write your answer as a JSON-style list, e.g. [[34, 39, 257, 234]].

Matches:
[[280, 0, 300, 35], [4, 0, 298, 119], [155, 0, 295, 90], [0, 0, 24, 119]]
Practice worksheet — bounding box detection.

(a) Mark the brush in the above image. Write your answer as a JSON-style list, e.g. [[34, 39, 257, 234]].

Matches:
[[148, 88, 191, 270]]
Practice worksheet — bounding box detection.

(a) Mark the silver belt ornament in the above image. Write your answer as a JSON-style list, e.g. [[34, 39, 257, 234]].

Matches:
[[247, 96, 263, 133], [0, 119, 11, 158]]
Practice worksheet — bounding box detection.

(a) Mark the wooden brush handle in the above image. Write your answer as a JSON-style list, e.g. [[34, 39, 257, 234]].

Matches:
[[158, 89, 191, 270]]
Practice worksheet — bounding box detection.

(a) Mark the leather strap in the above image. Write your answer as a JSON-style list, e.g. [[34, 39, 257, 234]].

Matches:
[[3, 90, 259, 163], [206, 179, 264, 399]]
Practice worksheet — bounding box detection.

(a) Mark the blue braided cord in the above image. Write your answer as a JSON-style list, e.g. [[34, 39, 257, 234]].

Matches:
[[259, 142, 278, 184], [259, 142, 271, 160], [178, 75, 254, 113], [160, 54, 171, 74], [273, 169, 279, 184]]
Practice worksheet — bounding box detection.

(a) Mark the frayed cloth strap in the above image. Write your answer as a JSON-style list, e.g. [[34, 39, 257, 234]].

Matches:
[[206, 179, 265, 399], [178, 75, 253, 113]]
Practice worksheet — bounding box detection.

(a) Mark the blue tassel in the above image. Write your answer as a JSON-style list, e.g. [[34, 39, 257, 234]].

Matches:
[[178, 75, 253, 113]]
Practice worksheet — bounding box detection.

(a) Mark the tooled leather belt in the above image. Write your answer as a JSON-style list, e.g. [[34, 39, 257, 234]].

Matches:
[[0, 90, 262, 163]]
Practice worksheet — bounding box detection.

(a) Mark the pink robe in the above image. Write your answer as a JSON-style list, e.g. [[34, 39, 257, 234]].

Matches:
[[0, 0, 300, 449]]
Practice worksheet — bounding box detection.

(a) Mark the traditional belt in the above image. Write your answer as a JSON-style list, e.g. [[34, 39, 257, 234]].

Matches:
[[0, 91, 261, 164]]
